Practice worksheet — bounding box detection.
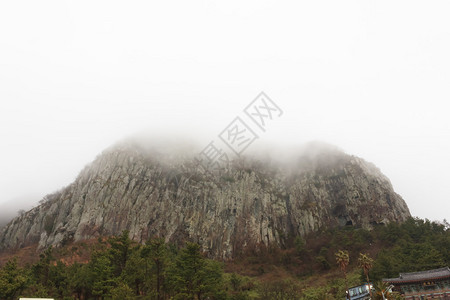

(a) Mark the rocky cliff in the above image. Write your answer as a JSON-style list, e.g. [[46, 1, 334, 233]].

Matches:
[[0, 141, 410, 259]]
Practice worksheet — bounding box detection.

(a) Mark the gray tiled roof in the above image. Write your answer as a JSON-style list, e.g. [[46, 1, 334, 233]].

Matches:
[[384, 267, 450, 283]]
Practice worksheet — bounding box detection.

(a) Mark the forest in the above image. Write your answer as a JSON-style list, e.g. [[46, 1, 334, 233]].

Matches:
[[0, 217, 449, 299]]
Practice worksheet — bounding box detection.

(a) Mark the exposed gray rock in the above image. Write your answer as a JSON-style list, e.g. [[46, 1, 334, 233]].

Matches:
[[0, 142, 410, 259]]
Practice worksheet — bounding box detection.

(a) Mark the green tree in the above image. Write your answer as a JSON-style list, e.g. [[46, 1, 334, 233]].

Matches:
[[31, 246, 54, 287], [358, 253, 374, 298], [371, 241, 446, 281], [230, 273, 242, 292], [48, 260, 70, 298], [0, 258, 29, 300], [168, 242, 225, 300], [141, 237, 168, 299], [67, 263, 92, 300], [110, 281, 134, 300], [89, 250, 115, 299], [108, 230, 132, 277], [315, 247, 331, 270], [294, 236, 306, 255], [121, 246, 147, 296], [335, 250, 350, 299]]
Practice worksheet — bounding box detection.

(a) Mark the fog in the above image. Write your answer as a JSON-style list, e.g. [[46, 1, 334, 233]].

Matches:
[[0, 1, 449, 225]]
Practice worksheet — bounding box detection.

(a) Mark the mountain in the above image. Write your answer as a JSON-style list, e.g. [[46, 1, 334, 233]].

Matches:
[[0, 195, 38, 229], [0, 141, 410, 259]]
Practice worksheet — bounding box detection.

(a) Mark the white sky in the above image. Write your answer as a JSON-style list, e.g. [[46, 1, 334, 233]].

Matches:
[[0, 1, 449, 221]]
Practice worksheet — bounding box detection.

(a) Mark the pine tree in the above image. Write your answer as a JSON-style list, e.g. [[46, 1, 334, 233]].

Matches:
[[142, 237, 168, 300], [168, 242, 225, 300], [0, 258, 29, 300]]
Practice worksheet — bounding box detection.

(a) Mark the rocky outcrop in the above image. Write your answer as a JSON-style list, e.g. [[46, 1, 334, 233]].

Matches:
[[0, 142, 410, 259]]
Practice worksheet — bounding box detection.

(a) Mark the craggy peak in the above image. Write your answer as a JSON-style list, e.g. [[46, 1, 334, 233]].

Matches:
[[0, 141, 410, 259]]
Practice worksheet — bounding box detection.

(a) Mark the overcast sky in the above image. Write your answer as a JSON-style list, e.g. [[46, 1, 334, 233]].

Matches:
[[0, 1, 449, 222]]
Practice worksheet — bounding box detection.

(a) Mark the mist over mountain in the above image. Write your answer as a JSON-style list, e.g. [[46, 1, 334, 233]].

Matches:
[[0, 195, 39, 229], [0, 139, 410, 258]]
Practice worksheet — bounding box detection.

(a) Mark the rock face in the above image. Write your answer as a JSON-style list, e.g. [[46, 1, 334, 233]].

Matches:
[[0, 142, 410, 259]]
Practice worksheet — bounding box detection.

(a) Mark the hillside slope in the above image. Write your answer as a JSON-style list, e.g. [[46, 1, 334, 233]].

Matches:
[[0, 141, 410, 258]]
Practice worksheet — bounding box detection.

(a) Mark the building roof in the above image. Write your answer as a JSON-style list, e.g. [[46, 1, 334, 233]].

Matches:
[[384, 267, 450, 284]]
